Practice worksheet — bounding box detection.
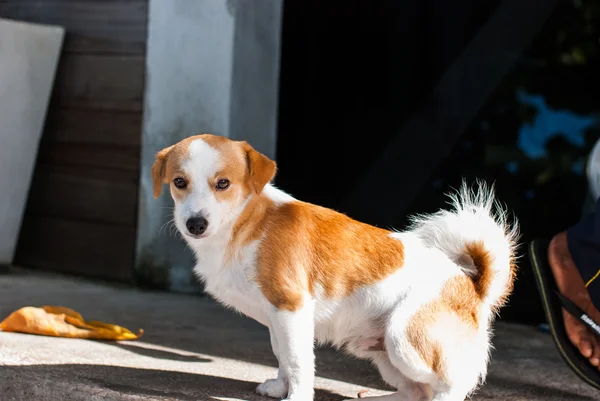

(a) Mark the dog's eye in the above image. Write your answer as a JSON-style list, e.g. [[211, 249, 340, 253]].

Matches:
[[173, 177, 187, 189], [216, 179, 230, 190]]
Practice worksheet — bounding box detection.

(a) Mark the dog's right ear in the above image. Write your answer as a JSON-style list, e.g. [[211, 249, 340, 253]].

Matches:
[[152, 145, 174, 198]]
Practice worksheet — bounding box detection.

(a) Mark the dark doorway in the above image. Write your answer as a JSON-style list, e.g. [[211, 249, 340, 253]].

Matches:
[[276, 0, 600, 325]]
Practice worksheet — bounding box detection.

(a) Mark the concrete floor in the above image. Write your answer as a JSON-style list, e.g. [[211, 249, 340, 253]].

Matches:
[[0, 269, 598, 401]]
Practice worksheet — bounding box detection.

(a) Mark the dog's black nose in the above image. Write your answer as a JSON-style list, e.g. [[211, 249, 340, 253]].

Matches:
[[186, 216, 208, 236]]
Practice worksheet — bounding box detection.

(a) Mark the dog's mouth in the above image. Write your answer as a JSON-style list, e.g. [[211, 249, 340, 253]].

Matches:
[[185, 232, 209, 240]]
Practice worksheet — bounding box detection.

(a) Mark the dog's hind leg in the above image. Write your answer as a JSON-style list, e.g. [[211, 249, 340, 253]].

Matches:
[[380, 304, 487, 401]]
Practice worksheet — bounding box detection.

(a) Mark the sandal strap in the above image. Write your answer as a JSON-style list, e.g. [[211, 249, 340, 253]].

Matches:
[[555, 290, 600, 337]]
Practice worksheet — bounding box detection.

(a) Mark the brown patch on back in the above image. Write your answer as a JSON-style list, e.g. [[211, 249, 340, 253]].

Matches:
[[255, 201, 405, 311]]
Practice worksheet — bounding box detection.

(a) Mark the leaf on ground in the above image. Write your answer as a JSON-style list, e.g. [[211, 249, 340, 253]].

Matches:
[[0, 306, 143, 341]]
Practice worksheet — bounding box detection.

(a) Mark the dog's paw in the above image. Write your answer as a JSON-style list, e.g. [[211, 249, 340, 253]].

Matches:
[[256, 378, 288, 399]]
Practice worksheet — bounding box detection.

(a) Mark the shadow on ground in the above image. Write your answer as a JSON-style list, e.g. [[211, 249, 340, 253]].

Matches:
[[0, 364, 347, 401], [1, 270, 599, 400], [0, 363, 595, 401]]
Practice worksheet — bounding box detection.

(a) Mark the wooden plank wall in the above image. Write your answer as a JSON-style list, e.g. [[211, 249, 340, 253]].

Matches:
[[0, 0, 147, 281]]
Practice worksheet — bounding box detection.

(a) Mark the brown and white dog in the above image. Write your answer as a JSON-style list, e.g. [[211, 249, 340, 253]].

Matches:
[[152, 134, 519, 401]]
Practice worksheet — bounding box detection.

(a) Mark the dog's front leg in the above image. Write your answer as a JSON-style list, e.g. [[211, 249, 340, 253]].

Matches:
[[256, 327, 289, 398], [269, 300, 315, 401]]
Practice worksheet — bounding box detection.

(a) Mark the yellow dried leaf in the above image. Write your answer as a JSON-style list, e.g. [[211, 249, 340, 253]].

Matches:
[[0, 306, 143, 341], [42, 305, 84, 321], [86, 320, 136, 335]]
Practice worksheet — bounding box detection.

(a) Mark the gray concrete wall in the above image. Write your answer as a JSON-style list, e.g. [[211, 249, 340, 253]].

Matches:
[[136, 0, 283, 292], [229, 0, 283, 158]]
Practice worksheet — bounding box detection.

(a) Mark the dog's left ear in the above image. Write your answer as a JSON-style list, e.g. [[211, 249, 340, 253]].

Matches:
[[151, 145, 174, 198], [243, 142, 277, 194]]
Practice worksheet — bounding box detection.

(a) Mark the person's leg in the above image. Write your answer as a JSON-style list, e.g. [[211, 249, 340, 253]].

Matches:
[[586, 138, 600, 203], [548, 197, 600, 368], [568, 197, 600, 309]]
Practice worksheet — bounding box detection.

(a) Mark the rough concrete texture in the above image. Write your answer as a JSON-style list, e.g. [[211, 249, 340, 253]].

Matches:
[[0, 270, 597, 401]]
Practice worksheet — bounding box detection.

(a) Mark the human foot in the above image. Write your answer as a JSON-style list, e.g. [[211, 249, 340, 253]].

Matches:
[[548, 231, 600, 368]]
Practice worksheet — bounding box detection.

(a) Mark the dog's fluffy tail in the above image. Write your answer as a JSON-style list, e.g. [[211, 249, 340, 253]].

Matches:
[[409, 180, 519, 311]]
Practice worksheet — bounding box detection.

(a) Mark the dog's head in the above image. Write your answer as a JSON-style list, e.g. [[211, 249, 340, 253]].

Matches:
[[152, 134, 276, 240]]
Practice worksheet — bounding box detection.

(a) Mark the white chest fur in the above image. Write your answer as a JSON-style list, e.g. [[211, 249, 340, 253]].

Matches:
[[183, 185, 295, 328], [191, 237, 269, 326]]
